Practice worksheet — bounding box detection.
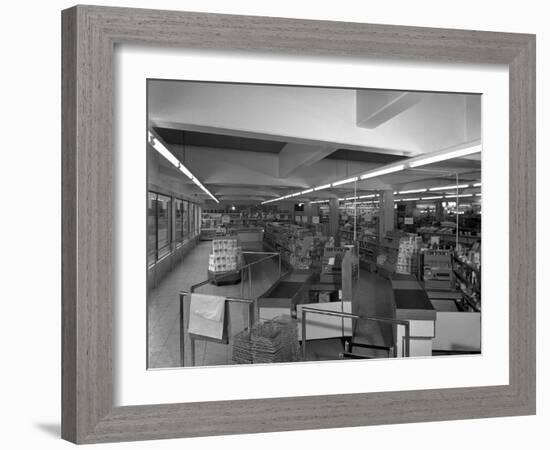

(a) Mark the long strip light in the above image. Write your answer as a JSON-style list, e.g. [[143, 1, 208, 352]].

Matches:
[[258, 143, 481, 204], [148, 131, 219, 203], [314, 184, 332, 191], [408, 144, 481, 168], [429, 184, 469, 191], [332, 176, 358, 186], [360, 164, 406, 180], [421, 195, 444, 200], [398, 188, 427, 194], [446, 193, 473, 198]]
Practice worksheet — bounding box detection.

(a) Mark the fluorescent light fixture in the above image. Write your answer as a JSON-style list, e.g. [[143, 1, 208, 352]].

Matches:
[[401, 197, 420, 201], [290, 192, 300, 197], [332, 176, 358, 186], [399, 188, 427, 194], [314, 184, 332, 191], [409, 144, 481, 168], [301, 188, 314, 194], [345, 196, 358, 201], [360, 164, 405, 180], [429, 184, 469, 191], [149, 133, 180, 168], [446, 193, 473, 198], [421, 195, 443, 200], [475, 193, 482, 197], [148, 131, 219, 203], [359, 194, 376, 199], [311, 200, 329, 204], [473, 182, 482, 187]]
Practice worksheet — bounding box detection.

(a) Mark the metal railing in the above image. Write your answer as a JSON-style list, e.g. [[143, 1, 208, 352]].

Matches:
[[300, 306, 411, 359], [179, 286, 255, 366], [239, 251, 282, 298], [178, 251, 281, 367]]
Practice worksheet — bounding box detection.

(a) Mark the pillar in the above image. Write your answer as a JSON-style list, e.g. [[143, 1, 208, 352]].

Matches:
[[435, 201, 444, 222], [378, 190, 395, 238], [303, 201, 312, 225], [329, 198, 340, 246]]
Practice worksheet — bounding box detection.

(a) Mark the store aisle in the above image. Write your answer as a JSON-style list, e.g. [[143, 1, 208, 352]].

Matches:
[[147, 241, 281, 368], [148, 241, 395, 368]]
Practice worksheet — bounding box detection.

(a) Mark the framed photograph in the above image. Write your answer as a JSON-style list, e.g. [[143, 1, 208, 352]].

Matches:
[[62, 5, 536, 444]]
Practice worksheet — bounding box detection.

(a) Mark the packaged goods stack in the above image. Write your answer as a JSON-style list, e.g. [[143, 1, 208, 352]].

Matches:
[[289, 235, 314, 269], [376, 231, 403, 278], [264, 222, 317, 269], [395, 235, 423, 275], [208, 238, 243, 273]]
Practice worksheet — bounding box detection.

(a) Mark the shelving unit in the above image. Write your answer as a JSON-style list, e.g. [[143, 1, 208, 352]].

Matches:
[[453, 256, 481, 312], [263, 222, 321, 270], [417, 226, 481, 246]]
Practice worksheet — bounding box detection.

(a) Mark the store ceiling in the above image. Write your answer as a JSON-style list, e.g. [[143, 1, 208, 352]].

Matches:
[[149, 81, 482, 204]]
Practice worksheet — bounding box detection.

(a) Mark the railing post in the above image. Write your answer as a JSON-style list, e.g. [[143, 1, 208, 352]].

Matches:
[[278, 253, 282, 278], [301, 309, 307, 360], [179, 292, 184, 367], [240, 267, 244, 297], [404, 323, 410, 357], [248, 265, 252, 299]]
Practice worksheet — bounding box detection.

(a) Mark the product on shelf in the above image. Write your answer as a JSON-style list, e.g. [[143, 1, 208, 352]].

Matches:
[[395, 235, 423, 275], [452, 243, 481, 311], [264, 222, 323, 270], [423, 249, 453, 289]]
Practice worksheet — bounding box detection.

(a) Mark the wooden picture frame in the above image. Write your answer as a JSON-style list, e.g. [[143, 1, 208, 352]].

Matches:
[[61, 5, 536, 444]]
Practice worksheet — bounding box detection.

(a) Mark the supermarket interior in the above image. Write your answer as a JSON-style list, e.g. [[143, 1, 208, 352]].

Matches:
[[147, 80, 482, 368]]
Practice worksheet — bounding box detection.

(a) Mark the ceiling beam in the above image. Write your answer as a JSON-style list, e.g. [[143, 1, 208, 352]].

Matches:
[[356, 91, 422, 129], [278, 143, 336, 178]]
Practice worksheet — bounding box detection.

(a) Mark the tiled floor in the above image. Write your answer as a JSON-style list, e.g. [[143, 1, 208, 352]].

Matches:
[[147, 241, 394, 368]]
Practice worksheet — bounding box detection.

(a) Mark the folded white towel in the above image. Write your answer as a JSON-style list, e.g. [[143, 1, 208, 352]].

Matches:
[[190, 293, 225, 321], [188, 294, 226, 340]]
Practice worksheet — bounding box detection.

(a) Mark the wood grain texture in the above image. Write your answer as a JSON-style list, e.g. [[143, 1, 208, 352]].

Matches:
[[61, 5, 536, 444]]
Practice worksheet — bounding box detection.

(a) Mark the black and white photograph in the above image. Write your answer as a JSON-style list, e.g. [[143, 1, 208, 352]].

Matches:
[[146, 80, 482, 368]]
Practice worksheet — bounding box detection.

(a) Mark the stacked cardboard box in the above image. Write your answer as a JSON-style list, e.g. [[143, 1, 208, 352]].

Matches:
[[208, 238, 243, 273]]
